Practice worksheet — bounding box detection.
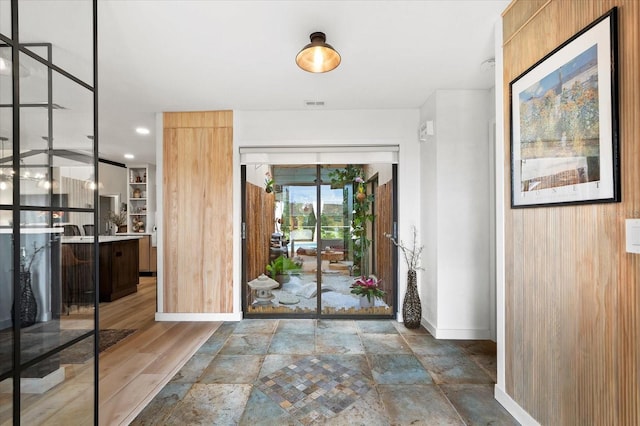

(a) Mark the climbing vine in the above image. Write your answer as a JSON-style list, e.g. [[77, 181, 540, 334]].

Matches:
[[328, 165, 374, 276]]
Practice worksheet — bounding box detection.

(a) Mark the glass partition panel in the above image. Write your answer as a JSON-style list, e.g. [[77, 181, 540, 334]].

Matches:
[[0, 45, 13, 420], [51, 69, 95, 210], [6, 1, 97, 422], [18, 60, 95, 209], [20, 336, 95, 424], [19, 51, 49, 208], [18, 213, 94, 366], [0, 45, 12, 208], [0, 44, 11, 106], [19, 0, 93, 85], [18, 50, 48, 105], [0, 210, 13, 412], [0, 0, 9, 37], [0, 136, 15, 201]]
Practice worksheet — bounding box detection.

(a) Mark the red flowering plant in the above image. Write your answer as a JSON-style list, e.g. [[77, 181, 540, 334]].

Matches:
[[350, 275, 385, 304]]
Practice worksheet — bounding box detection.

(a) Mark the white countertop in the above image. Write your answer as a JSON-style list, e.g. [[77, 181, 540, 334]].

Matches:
[[62, 235, 143, 243], [0, 227, 64, 234]]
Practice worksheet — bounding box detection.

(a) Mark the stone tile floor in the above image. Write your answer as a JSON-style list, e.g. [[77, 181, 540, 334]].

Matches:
[[131, 319, 518, 425]]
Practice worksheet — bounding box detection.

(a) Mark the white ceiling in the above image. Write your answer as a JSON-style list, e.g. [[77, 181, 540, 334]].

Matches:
[[6, 0, 509, 165]]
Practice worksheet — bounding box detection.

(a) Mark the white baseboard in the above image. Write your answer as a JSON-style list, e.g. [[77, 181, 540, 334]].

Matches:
[[494, 385, 540, 426], [421, 318, 491, 339], [154, 312, 242, 322], [422, 318, 437, 336]]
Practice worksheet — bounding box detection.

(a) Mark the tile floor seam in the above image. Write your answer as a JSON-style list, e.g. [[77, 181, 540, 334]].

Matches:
[[396, 325, 442, 385], [160, 382, 196, 425], [370, 383, 393, 424], [385, 323, 491, 425], [460, 343, 496, 382], [434, 380, 470, 426]]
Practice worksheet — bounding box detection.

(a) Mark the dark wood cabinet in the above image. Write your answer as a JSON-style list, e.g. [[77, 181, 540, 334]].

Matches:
[[65, 237, 140, 303], [99, 239, 139, 302]]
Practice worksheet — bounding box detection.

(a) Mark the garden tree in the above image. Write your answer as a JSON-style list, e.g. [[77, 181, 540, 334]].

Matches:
[[280, 188, 290, 238]]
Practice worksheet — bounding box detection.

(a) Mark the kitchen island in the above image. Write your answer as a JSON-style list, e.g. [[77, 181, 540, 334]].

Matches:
[[62, 235, 142, 302]]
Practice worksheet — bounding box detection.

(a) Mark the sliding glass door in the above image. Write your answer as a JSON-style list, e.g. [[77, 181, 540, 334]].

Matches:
[[242, 160, 396, 319]]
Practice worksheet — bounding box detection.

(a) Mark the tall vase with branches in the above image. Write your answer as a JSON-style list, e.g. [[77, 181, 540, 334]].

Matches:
[[387, 226, 424, 329], [12, 241, 46, 327]]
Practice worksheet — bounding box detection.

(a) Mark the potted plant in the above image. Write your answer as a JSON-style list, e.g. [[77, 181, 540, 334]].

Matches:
[[350, 275, 385, 308], [108, 210, 128, 234], [266, 255, 301, 287], [264, 171, 274, 193]]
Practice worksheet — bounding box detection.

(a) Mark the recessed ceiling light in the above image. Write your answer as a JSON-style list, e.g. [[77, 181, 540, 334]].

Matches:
[[135, 127, 150, 135], [124, 153, 135, 159]]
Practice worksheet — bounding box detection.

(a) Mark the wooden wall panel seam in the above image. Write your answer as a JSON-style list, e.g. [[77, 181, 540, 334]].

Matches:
[[503, 0, 552, 46]]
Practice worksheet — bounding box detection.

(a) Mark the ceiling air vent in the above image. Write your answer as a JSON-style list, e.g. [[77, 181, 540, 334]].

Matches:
[[304, 100, 325, 107]]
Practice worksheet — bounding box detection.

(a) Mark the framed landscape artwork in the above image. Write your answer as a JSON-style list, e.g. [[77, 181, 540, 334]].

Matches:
[[510, 8, 619, 208]]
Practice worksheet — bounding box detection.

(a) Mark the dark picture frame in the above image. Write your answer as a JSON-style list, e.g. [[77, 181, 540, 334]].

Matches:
[[510, 7, 619, 208]]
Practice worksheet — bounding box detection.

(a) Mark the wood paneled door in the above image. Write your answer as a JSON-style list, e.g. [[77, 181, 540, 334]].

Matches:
[[163, 111, 234, 313]]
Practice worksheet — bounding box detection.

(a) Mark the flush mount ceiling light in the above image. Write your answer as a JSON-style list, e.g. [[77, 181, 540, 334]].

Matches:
[[136, 127, 150, 135], [295, 32, 341, 73], [124, 153, 135, 160]]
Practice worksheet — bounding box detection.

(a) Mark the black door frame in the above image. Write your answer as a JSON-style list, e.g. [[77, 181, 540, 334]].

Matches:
[[241, 163, 398, 320]]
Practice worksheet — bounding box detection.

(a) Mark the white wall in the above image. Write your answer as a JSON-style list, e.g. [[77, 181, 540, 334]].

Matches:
[[99, 161, 127, 206], [420, 94, 438, 328], [246, 163, 270, 187], [365, 163, 393, 185], [419, 89, 493, 339]]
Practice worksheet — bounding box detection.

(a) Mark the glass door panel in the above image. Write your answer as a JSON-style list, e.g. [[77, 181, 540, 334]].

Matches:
[[319, 164, 394, 316], [318, 173, 354, 315], [244, 164, 318, 315]]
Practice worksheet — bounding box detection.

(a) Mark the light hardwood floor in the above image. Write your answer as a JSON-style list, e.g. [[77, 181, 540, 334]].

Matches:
[[99, 277, 221, 425], [4, 277, 220, 426]]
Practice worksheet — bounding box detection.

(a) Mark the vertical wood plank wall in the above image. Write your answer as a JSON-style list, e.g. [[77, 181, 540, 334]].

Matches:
[[503, 1, 639, 424], [163, 111, 234, 313], [375, 181, 394, 305], [60, 176, 93, 226], [246, 182, 275, 282]]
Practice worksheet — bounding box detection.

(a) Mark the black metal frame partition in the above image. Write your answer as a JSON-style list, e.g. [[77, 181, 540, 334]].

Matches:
[[0, 1, 99, 424]]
